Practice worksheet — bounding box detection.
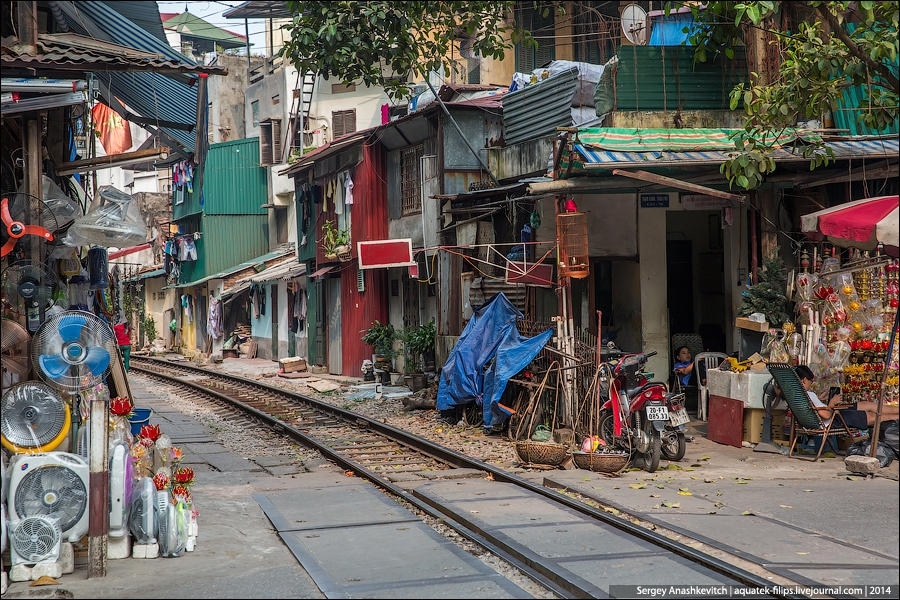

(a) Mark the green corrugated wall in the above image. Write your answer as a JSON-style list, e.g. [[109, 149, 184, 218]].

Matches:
[[202, 138, 268, 216], [614, 45, 747, 111]]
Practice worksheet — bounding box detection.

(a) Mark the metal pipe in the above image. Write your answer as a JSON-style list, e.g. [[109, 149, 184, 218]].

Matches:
[[1, 78, 86, 92]]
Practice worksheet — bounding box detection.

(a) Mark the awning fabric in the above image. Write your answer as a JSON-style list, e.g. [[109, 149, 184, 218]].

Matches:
[[801, 195, 899, 254]]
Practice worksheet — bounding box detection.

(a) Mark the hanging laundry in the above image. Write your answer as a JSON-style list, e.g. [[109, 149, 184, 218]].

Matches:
[[182, 294, 194, 323], [334, 172, 344, 215], [207, 295, 224, 339], [182, 237, 198, 261], [344, 172, 354, 205]]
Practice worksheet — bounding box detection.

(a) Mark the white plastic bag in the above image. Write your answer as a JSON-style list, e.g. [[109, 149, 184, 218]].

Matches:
[[66, 185, 147, 247]]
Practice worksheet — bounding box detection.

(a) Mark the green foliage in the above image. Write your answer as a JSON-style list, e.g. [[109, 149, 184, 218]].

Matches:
[[280, 1, 544, 99], [142, 315, 157, 342], [362, 320, 398, 358], [320, 219, 349, 255], [400, 320, 436, 373], [671, 1, 899, 190], [738, 254, 792, 326]]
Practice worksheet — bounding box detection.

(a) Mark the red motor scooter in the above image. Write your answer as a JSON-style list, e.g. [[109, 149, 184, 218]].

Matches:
[[597, 349, 669, 473]]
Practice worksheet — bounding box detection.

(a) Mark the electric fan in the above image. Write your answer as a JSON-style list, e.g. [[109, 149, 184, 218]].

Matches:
[[32, 310, 115, 393], [0, 193, 56, 259], [108, 441, 133, 538], [129, 476, 158, 544], [1, 317, 31, 392], [8, 514, 62, 565], [1, 261, 59, 333], [1, 381, 71, 454], [8, 451, 89, 543], [156, 488, 186, 557]]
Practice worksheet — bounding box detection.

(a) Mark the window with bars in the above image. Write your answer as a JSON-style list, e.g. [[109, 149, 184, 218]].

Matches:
[[515, 5, 556, 71], [400, 144, 424, 216], [332, 109, 357, 138], [259, 118, 282, 166]]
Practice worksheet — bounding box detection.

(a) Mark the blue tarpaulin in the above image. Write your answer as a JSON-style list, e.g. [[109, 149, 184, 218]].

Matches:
[[437, 293, 553, 429]]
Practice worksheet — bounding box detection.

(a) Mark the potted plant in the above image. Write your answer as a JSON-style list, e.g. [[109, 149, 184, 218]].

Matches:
[[321, 219, 350, 260], [361, 320, 397, 369], [401, 320, 435, 390]]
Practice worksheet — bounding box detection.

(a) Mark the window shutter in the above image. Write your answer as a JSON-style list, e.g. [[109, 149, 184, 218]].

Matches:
[[272, 119, 282, 164], [259, 120, 273, 166]]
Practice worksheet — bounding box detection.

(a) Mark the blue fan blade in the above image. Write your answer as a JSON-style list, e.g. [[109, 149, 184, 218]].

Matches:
[[58, 314, 88, 344], [39, 354, 70, 379], [83, 347, 110, 375]]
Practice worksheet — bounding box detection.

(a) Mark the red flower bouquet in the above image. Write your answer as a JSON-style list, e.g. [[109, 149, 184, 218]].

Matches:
[[139, 424, 162, 442], [109, 396, 134, 417]]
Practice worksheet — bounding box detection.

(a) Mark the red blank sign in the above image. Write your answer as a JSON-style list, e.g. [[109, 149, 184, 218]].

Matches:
[[357, 239, 416, 270]]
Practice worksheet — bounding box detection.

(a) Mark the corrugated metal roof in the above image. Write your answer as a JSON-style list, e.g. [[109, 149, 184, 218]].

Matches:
[[575, 136, 899, 169], [178, 244, 295, 289], [222, 1, 292, 19], [0, 33, 222, 75], [237, 256, 305, 283], [51, 1, 212, 152], [502, 66, 579, 146], [162, 12, 247, 46]]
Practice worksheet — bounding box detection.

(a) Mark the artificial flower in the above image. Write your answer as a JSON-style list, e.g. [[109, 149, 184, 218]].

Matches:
[[109, 396, 134, 417], [173, 467, 195, 485], [139, 424, 162, 442], [153, 471, 169, 491]]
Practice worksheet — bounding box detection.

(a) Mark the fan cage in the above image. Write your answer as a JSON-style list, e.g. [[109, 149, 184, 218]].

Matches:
[[31, 309, 116, 392], [1, 381, 72, 453], [10, 515, 63, 564], [13, 462, 88, 534]]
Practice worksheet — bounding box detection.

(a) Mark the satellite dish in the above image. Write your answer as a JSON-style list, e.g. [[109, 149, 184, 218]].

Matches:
[[621, 4, 649, 45]]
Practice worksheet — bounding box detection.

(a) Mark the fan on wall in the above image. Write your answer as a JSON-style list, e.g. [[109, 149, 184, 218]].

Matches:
[[0, 193, 57, 258], [7, 451, 89, 543], [32, 310, 115, 392], [1, 381, 71, 454], [1, 317, 31, 392], [1, 261, 59, 333]]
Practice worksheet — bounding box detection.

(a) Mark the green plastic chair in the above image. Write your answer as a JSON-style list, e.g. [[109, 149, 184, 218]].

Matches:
[[766, 363, 860, 461]]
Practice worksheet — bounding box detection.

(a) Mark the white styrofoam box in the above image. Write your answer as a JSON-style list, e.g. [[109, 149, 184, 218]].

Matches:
[[108, 535, 132, 559], [132, 543, 159, 559], [59, 542, 74, 574], [735, 371, 778, 409], [706, 369, 733, 398], [30, 561, 63, 580]]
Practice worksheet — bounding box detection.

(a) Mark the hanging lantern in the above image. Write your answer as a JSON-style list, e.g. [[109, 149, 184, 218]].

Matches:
[[88, 246, 109, 290], [557, 211, 589, 279]]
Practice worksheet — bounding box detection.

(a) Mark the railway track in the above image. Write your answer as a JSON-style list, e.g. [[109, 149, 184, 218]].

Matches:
[[131, 355, 810, 598]]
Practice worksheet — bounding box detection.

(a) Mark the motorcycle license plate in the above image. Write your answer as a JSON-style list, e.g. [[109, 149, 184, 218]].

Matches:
[[646, 405, 669, 421], [669, 407, 690, 427]]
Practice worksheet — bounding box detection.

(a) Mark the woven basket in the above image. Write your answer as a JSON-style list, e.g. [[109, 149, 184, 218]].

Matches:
[[572, 450, 630, 474], [515, 440, 569, 466]]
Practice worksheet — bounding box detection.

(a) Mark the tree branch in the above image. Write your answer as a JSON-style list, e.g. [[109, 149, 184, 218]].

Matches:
[[815, 5, 899, 93]]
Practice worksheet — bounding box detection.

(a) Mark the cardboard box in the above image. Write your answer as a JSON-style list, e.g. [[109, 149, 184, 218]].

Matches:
[[742, 408, 787, 443], [279, 357, 307, 373], [735, 316, 770, 332]]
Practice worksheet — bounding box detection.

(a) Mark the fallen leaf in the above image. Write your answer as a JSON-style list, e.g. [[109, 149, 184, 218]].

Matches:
[[796, 551, 809, 555], [700, 455, 711, 461], [742, 510, 754, 515], [344, 470, 355, 477], [779, 504, 793, 509], [662, 501, 681, 508], [629, 483, 647, 489], [30, 576, 59, 587], [689, 475, 698, 480], [650, 493, 660, 498], [677, 490, 693, 496], [704, 478, 716, 483]]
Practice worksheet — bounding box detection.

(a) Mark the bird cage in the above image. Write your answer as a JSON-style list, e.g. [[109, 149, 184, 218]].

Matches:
[[557, 212, 589, 279]]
